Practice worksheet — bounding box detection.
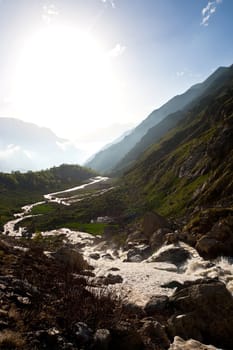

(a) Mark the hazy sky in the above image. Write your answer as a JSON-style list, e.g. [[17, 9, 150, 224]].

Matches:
[[0, 0, 233, 153]]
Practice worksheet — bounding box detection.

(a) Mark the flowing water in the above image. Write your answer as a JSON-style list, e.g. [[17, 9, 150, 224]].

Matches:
[[3, 176, 233, 306]]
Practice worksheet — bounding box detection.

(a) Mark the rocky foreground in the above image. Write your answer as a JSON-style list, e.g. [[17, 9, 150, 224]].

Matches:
[[1, 217, 233, 350]]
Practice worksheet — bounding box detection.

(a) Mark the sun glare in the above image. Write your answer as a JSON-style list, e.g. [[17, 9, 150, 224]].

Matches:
[[11, 24, 116, 138]]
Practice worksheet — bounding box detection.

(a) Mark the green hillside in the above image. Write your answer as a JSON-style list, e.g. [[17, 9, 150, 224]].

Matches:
[[122, 65, 233, 220], [0, 164, 96, 229]]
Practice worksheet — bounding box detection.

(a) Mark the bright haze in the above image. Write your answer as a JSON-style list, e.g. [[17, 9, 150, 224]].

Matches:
[[0, 0, 233, 157]]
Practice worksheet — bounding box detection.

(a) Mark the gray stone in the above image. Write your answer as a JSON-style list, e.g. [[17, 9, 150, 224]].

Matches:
[[149, 245, 190, 266], [89, 253, 100, 260], [144, 295, 169, 315]]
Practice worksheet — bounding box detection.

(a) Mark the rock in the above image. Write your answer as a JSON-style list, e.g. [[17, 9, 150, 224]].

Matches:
[[34, 329, 61, 348], [126, 244, 152, 262], [140, 320, 170, 349], [195, 217, 233, 259], [93, 329, 111, 350], [108, 267, 120, 272], [101, 253, 114, 260], [161, 281, 183, 289], [149, 228, 172, 250], [152, 262, 178, 272], [123, 303, 145, 317], [73, 322, 93, 346], [103, 274, 123, 285], [89, 253, 100, 260], [80, 270, 96, 277], [184, 211, 233, 259], [109, 326, 144, 350], [53, 247, 89, 272], [168, 280, 233, 349], [144, 295, 169, 315], [143, 212, 170, 238], [149, 244, 190, 266], [169, 336, 217, 349], [125, 231, 145, 245]]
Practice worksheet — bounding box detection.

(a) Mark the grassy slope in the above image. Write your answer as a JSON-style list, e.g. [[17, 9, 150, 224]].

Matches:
[[122, 68, 233, 220], [0, 164, 96, 229]]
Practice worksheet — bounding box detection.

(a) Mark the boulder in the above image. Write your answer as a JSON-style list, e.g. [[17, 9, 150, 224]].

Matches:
[[143, 212, 170, 238], [73, 322, 93, 346], [53, 247, 89, 272], [168, 280, 233, 349], [148, 244, 191, 266], [195, 217, 233, 259], [109, 327, 144, 350], [97, 274, 123, 285], [126, 244, 152, 262], [101, 253, 114, 260], [139, 320, 170, 349], [169, 336, 217, 350], [144, 295, 169, 315], [149, 228, 172, 250], [89, 253, 100, 260]]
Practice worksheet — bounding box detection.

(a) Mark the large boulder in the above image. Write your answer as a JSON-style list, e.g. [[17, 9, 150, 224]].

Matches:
[[139, 320, 170, 349], [195, 216, 233, 259], [169, 336, 217, 350], [143, 212, 170, 238], [147, 244, 191, 267], [168, 280, 233, 349]]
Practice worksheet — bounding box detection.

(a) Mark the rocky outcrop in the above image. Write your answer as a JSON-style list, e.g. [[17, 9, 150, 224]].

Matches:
[[168, 280, 233, 349]]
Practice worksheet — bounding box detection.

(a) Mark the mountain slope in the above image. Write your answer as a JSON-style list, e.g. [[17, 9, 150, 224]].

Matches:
[[86, 67, 228, 173], [0, 118, 84, 172], [114, 65, 233, 174], [122, 64, 233, 218]]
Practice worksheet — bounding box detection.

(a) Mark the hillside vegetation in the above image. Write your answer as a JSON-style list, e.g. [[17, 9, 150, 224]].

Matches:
[[0, 164, 96, 229], [122, 65, 233, 220]]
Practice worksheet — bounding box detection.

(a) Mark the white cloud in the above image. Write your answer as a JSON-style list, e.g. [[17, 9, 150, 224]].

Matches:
[[176, 69, 202, 79], [101, 0, 116, 9], [42, 3, 59, 24], [201, 0, 222, 26], [0, 144, 20, 159], [109, 43, 126, 58], [176, 71, 185, 77]]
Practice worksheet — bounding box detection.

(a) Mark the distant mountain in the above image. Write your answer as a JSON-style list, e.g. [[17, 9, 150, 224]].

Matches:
[[0, 118, 84, 172], [86, 66, 228, 174]]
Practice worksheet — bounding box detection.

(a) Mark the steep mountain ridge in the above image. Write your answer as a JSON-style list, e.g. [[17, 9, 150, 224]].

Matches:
[[123, 64, 233, 219], [113, 65, 232, 174], [86, 66, 229, 174]]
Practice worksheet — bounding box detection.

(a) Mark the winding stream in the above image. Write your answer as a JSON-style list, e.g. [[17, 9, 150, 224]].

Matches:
[[3, 175, 233, 307], [3, 176, 109, 236]]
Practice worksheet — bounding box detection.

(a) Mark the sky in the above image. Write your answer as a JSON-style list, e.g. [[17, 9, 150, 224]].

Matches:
[[0, 0, 233, 157]]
